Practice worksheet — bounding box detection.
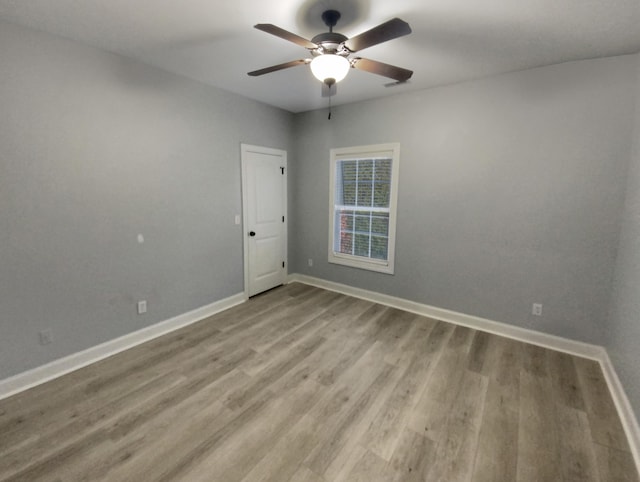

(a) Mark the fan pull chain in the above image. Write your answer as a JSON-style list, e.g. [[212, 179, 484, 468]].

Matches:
[[328, 94, 332, 120]]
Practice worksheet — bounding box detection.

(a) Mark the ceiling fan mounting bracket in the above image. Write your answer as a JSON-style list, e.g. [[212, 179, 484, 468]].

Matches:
[[321, 10, 341, 32]]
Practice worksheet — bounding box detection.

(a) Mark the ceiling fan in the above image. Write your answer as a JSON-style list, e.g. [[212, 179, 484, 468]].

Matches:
[[248, 10, 413, 94]]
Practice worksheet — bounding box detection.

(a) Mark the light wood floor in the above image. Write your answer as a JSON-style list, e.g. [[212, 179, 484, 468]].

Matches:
[[0, 283, 638, 481]]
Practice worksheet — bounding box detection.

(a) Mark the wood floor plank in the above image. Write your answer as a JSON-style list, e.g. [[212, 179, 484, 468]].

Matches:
[[0, 318, 223, 438], [363, 320, 451, 461], [304, 362, 400, 477], [1, 375, 190, 481], [288, 466, 325, 482], [1, 337, 255, 474], [344, 449, 396, 482], [521, 342, 548, 377], [594, 443, 640, 482], [367, 308, 417, 346], [224, 335, 326, 410], [556, 403, 600, 482], [406, 324, 470, 441], [312, 296, 375, 340], [100, 369, 250, 480], [0, 283, 637, 482], [425, 369, 489, 482], [247, 290, 342, 353], [313, 331, 376, 386], [182, 286, 291, 333], [0, 371, 185, 477], [330, 445, 368, 482], [239, 413, 323, 482], [517, 369, 563, 482], [467, 330, 492, 373], [547, 349, 586, 411], [240, 341, 394, 482], [182, 380, 326, 482], [265, 332, 362, 395], [243, 295, 371, 379], [153, 390, 277, 482], [398, 316, 439, 354], [574, 357, 631, 452], [389, 428, 436, 482], [383, 320, 428, 368], [472, 378, 519, 482]]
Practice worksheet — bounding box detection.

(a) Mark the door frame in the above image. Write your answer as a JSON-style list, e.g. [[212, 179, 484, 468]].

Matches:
[[240, 143, 288, 299]]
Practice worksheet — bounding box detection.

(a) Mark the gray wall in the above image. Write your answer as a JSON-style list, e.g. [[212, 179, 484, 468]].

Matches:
[[0, 20, 292, 379], [607, 55, 640, 419], [291, 55, 637, 346]]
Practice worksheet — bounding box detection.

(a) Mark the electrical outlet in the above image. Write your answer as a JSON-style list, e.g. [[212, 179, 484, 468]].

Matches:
[[137, 300, 147, 314], [532, 303, 543, 316], [308, 258, 313, 267], [39, 329, 53, 345]]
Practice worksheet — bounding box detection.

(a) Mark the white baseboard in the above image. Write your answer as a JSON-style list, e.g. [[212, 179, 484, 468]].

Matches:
[[0, 292, 246, 401], [289, 273, 640, 471], [599, 351, 640, 471], [289, 274, 602, 359]]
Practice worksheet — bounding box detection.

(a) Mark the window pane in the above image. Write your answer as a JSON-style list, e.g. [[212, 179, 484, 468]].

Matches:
[[359, 160, 374, 181], [375, 159, 392, 181], [336, 209, 355, 254], [371, 236, 388, 260], [354, 234, 369, 257], [340, 211, 354, 231], [339, 232, 353, 254], [341, 160, 357, 181], [342, 181, 356, 205], [354, 213, 370, 233], [373, 159, 391, 207], [373, 182, 390, 207], [357, 182, 373, 207], [371, 214, 389, 236]]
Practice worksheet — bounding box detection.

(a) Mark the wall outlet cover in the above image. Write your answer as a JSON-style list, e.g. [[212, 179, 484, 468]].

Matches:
[[532, 303, 543, 316]]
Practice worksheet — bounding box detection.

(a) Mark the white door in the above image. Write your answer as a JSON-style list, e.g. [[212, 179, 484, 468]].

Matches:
[[241, 144, 287, 297]]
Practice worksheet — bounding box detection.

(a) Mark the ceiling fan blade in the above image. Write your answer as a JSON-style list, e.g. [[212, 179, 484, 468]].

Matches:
[[351, 57, 413, 82], [344, 18, 411, 53], [322, 82, 337, 98], [248, 59, 310, 77], [254, 24, 318, 49]]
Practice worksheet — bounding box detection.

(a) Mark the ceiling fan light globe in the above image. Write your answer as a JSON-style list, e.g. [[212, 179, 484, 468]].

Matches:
[[310, 54, 350, 83]]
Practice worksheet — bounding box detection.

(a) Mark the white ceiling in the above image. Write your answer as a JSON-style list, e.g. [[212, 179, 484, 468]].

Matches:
[[1, 0, 639, 113]]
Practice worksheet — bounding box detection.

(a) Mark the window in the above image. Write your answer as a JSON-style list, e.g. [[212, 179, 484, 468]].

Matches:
[[328, 143, 400, 274]]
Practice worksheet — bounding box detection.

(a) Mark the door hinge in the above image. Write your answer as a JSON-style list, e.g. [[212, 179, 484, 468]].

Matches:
[[282, 261, 285, 268], [280, 167, 285, 175]]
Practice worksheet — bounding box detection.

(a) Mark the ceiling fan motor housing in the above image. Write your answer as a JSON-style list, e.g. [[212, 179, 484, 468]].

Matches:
[[311, 32, 349, 56]]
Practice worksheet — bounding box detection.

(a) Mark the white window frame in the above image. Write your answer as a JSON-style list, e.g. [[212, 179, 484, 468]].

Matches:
[[328, 142, 400, 274]]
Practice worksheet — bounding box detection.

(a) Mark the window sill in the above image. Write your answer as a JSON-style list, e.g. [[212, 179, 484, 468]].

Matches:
[[328, 253, 395, 274]]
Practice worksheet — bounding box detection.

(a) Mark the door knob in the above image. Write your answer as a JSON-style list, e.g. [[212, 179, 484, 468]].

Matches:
[[249, 231, 256, 237]]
